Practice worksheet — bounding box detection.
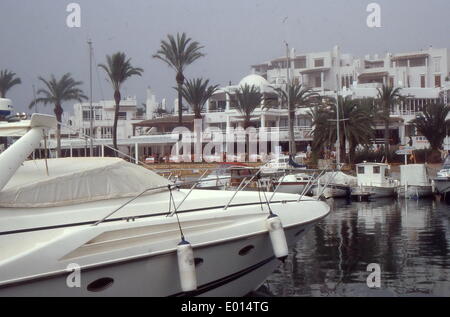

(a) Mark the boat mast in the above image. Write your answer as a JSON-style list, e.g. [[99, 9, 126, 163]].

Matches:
[[88, 39, 94, 157], [285, 41, 292, 156], [336, 90, 340, 169]]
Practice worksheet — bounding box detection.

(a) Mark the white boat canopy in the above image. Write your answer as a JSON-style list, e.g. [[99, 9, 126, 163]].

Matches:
[[317, 171, 357, 186], [0, 158, 171, 208], [400, 164, 430, 186]]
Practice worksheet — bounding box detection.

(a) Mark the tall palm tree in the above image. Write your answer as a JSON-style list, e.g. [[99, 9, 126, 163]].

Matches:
[[0, 69, 21, 98], [98, 52, 143, 151], [153, 33, 205, 125], [180, 78, 219, 119], [410, 102, 450, 160], [269, 82, 319, 156], [309, 96, 374, 164], [376, 84, 403, 159], [29, 73, 87, 157], [228, 84, 263, 161]]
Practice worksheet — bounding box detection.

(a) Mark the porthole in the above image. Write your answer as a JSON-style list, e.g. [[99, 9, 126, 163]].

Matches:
[[239, 245, 255, 256], [87, 277, 114, 292], [194, 258, 204, 267]]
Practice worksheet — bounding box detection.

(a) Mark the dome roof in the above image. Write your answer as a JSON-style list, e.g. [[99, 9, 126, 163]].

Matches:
[[238, 74, 269, 90]]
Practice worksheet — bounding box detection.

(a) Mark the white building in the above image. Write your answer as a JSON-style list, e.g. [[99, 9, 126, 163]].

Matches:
[[53, 46, 450, 161]]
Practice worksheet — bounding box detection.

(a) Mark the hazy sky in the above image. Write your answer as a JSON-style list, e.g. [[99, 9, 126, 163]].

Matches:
[[1, 0, 449, 114]]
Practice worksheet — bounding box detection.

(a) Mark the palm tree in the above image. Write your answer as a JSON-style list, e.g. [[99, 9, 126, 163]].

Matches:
[[269, 82, 319, 156], [29, 73, 87, 157], [0, 69, 21, 98], [153, 33, 205, 125], [180, 78, 219, 119], [98, 52, 143, 151], [410, 102, 450, 160], [309, 96, 374, 164], [376, 84, 403, 159], [228, 84, 263, 161]]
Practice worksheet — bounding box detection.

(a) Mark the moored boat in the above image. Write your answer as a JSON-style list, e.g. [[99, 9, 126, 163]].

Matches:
[[351, 162, 397, 198], [0, 114, 331, 296]]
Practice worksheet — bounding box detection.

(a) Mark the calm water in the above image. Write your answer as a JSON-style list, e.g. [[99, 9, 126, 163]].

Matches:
[[265, 198, 450, 297]]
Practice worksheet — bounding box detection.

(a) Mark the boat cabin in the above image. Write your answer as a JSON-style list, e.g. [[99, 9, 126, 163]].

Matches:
[[355, 162, 391, 186]]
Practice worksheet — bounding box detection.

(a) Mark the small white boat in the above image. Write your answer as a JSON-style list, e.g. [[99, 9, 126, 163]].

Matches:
[[311, 171, 357, 198], [397, 164, 433, 199], [273, 173, 313, 195], [351, 162, 397, 198], [196, 163, 247, 190], [260, 155, 306, 175]]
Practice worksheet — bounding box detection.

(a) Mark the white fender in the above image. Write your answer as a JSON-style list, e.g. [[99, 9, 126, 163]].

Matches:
[[266, 214, 289, 262], [177, 239, 197, 292]]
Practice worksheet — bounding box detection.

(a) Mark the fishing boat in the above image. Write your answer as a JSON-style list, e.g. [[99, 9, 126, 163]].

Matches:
[[434, 155, 450, 200], [351, 162, 397, 198], [0, 114, 330, 296], [397, 164, 433, 199]]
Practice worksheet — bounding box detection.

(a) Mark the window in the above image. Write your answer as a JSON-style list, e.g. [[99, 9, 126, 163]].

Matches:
[[397, 60, 408, 67], [410, 57, 426, 67], [358, 166, 365, 174], [297, 117, 312, 127], [435, 75, 441, 87], [101, 127, 112, 138], [420, 75, 426, 88], [294, 58, 306, 69], [373, 166, 380, 174], [314, 76, 322, 88], [433, 57, 441, 72], [118, 112, 127, 120], [314, 59, 324, 67], [82, 110, 91, 121], [279, 118, 288, 127]]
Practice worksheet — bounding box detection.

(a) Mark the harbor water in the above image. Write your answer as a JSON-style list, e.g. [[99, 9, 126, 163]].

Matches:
[[265, 198, 450, 296]]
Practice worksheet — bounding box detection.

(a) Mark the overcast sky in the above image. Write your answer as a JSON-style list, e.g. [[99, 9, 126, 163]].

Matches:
[[1, 0, 449, 114]]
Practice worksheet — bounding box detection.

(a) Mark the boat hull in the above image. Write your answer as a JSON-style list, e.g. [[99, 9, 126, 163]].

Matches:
[[0, 190, 330, 297], [434, 178, 450, 195], [0, 223, 314, 297], [352, 186, 396, 198], [311, 184, 349, 198], [397, 185, 433, 199]]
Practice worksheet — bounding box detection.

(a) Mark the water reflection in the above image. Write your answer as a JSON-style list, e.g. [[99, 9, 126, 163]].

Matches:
[[266, 198, 450, 296]]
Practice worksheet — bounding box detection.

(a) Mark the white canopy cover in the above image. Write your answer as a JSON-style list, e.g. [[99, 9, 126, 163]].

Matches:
[[0, 158, 171, 208], [317, 171, 357, 186], [400, 164, 430, 186]]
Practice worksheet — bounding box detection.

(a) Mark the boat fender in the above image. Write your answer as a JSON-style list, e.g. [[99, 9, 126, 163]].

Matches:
[[177, 239, 197, 292], [266, 214, 289, 262]]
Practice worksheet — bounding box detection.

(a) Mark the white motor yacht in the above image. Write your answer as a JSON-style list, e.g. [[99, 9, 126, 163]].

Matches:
[[0, 114, 330, 297]]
